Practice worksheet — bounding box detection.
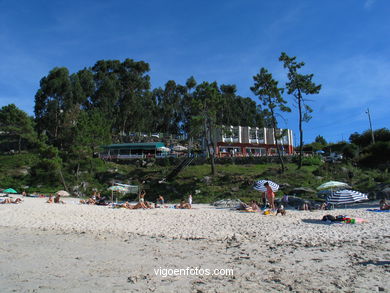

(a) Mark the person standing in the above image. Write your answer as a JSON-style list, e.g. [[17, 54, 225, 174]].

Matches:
[[264, 182, 275, 210], [188, 194, 193, 207]]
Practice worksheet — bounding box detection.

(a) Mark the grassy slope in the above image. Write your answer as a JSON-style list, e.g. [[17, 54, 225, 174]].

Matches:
[[1, 154, 388, 202]]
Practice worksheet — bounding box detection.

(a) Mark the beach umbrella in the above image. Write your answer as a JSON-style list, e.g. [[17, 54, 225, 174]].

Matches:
[[173, 145, 187, 151], [253, 180, 279, 192], [157, 146, 171, 152], [107, 185, 128, 193], [56, 190, 70, 197], [317, 181, 350, 190], [326, 189, 368, 205], [3, 188, 17, 194]]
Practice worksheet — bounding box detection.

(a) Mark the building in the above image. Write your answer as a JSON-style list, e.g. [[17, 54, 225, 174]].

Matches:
[[214, 126, 294, 157]]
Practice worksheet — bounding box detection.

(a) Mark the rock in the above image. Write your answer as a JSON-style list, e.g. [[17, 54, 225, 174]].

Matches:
[[202, 176, 212, 185], [231, 186, 240, 192], [195, 190, 201, 194]]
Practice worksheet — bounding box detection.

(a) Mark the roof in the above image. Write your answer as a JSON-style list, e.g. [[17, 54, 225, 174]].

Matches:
[[101, 142, 165, 150]]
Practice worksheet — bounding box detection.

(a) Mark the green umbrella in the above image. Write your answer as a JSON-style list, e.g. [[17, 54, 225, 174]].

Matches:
[[3, 188, 17, 194], [317, 181, 350, 190]]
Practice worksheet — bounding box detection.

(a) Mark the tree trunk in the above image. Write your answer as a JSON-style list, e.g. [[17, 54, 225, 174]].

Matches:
[[297, 89, 303, 169], [204, 118, 217, 176], [58, 167, 69, 192], [18, 135, 22, 153], [270, 107, 285, 173]]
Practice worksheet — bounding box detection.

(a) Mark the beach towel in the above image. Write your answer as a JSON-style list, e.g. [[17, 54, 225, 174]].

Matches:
[[366, 209, 390, 212]]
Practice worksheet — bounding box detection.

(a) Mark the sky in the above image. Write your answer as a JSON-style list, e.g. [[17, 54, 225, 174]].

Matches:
[[0, 0, 389, 144]]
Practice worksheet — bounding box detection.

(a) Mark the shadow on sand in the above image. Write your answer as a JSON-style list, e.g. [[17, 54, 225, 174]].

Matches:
[[301, 219, 331, 225]]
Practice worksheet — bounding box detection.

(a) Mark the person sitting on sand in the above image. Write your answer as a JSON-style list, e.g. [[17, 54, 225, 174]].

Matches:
[[276, 204, 286, 216], [47, 195, 54, 203], [379, 199, 390, 210], [0, 198, 22, 204], [54, 194, 65, 204], [175, 200, 192, 209], [248, 200, 260, 211]]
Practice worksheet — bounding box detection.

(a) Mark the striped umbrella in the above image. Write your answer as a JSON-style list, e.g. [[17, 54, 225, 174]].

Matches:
[[327, 189, 368, 205], [253, 180, 279, 192]]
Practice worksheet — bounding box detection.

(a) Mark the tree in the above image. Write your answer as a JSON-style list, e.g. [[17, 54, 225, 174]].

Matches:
[[191, 82, 222, 176], [279, 52, 321, 169], [0, 104, 37, 152], [315, 135, 327, 146], [251, 68, 291, 172]]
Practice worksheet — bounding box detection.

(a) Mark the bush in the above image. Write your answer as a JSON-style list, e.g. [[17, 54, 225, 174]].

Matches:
[[301, 156, 323, 166]]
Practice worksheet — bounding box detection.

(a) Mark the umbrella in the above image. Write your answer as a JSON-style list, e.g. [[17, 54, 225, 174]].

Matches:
[[173, 145, 187, 151], [107, 186, 128, 193], [253, 180, 279, 192], [317, 181, 350, 190], [327, 189, 368, 205], [56, 190, 70, 197], [157, 146, 171, 152], [3, 188, 17, 194]]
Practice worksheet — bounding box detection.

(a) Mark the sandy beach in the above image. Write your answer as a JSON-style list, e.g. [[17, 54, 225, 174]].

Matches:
[[0, 197, 389, 292]]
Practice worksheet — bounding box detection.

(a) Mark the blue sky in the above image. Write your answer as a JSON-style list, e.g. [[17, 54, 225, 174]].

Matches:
[[0, 0, 389, 144]]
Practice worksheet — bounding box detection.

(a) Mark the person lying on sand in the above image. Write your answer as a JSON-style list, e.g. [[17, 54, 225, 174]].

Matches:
[[80, 197, 96, 205], [175, 200, 191, 209], [379, 199, 390, 210], [0, 198, 22, 204]]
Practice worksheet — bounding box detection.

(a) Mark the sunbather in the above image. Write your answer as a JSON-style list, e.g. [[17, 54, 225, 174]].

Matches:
[[47, 195, 53, 203], [175, 200, 191, 209], [0, 198, 22, 204], [379, 199, 390, 210]]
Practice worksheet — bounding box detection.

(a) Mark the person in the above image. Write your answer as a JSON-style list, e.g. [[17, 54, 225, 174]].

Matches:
[[22, 190, 26, 197], [299, 203, 310, 211], [47, 194, 54, 203], [157, 195, 164, 205], [176, 200, 191, 209], [188, 194, 193, 207], [264, 182, 275, 210], [282, 194, 289, 206], [379, 199, 390, 210], [320, 202, 328, 210], [137, 190, 148, 209], [54, 194, 65, 204], [276, 204, 286, 216], [0, 198, 22, 204]]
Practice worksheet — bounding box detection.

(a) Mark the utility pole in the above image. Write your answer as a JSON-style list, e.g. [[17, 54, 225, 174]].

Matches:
[[365, 108, 375, 144]]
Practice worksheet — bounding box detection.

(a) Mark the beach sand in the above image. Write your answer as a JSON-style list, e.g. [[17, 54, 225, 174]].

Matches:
[[0, 197, 389, 292]]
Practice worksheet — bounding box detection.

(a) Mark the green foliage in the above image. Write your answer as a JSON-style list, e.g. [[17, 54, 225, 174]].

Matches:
[[279, 52, 321, 169], [349, 128, 390, 148], [0, 104, 38, 152], [359, 141, 390, 169], [251, 67, 291, 172], [301, 156, 324, 166]]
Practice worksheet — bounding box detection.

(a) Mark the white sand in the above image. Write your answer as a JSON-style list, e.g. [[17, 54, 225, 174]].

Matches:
[[0, 197, 389, 292]]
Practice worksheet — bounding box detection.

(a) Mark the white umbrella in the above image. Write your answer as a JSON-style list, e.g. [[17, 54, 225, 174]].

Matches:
[[157, 146, 171, 152], [317, 181, 350, 190], [173, 145, 187, 151], [56, 190, 70, 197], [253, 180, 279, 192], [327, 189, 368, 205], [107, 186, 128, 193]]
